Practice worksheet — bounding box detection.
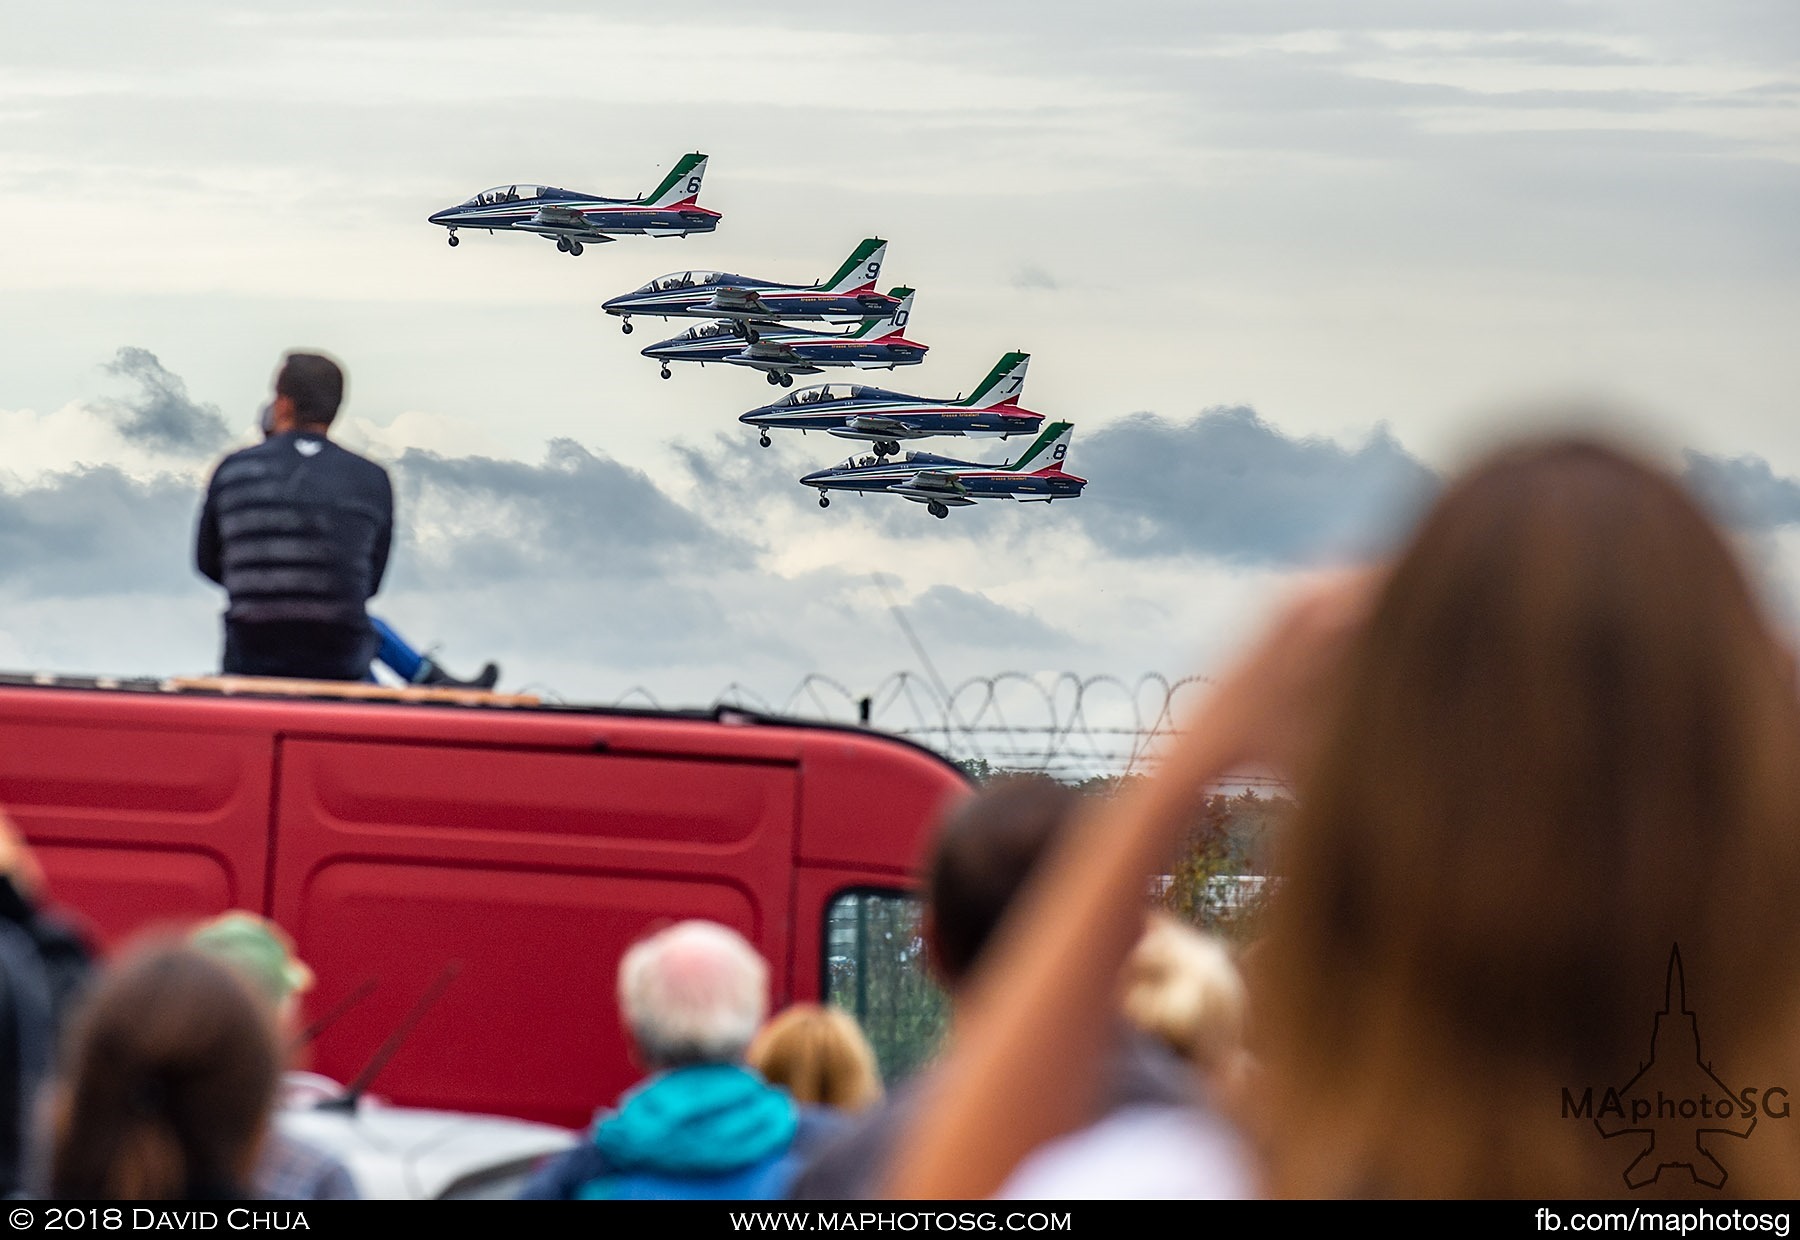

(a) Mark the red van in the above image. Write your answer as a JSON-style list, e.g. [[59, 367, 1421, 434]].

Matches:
[[0, 675, 966, 1128]]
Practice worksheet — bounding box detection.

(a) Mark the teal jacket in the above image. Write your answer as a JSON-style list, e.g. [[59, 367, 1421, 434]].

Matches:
[[522, 1064, 826, 1200]]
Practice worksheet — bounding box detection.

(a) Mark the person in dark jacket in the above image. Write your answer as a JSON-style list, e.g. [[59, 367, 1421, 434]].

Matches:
[[0, 808, 95, 1199], [195, 352, 393, 682]]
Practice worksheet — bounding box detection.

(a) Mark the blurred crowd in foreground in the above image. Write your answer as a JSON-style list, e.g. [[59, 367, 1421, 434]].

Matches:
[[11, 430, 1800, 1199]]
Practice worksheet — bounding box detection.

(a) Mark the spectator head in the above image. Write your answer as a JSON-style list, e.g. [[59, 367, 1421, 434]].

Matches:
[[1121, 914, 1247, 1078], [748, 1004, 884, 1113], [273, 352, 345, 429], [619, 921, 768, 1071], [1257, 435, 1800, 1195], [189, 911, 314, 1030], [50, 942, 281, 1200], [924, 776, 1084, 988]]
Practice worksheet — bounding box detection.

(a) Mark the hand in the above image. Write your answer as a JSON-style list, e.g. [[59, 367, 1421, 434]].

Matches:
[[1174, 568, 1384, 780]]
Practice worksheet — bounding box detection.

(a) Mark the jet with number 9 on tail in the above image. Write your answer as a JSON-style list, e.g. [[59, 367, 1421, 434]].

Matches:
[[601, 239, 900, 334], [738, 352, 1041, 454], [800, 421, 1084, 519], [639, 288, 926, 386], [426, 153, 718, 256]]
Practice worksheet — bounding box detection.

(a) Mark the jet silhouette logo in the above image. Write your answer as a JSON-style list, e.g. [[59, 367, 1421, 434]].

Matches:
[[1562, 946, 1790, 1189]]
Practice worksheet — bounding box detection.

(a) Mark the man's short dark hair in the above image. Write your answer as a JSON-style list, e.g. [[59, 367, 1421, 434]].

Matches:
[[925, 775, 1084, 986], [276, 352, 345, 427]]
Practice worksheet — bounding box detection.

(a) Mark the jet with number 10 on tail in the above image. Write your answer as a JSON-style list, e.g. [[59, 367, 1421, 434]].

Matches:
[[639, 288, 926, 386], [738, 352, 1041, 454], [601, 239, 900, 334], [426, 154, 718, 256], [801, 422, 1085, 519]]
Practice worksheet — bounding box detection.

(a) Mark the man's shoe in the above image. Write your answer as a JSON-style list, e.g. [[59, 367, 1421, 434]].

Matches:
[[414, 657, 500, 691]]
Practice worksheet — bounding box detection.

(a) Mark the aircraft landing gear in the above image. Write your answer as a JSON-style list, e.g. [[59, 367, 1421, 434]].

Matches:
[[758, 433, 771, 448], [620, 316, 633, 335], [779, 373, 793, 388], [875, 441, 900, 457], [447, 232, 459, 247], [928, 501, 948, 519], [765, 372, 783, 386], [818, 493, 831, 508], [556, 238, 569, 252], [568, 241, 584, 256], [659, 365, 672, 380]]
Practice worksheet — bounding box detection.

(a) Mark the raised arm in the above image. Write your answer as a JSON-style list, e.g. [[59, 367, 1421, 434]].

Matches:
[[884, 575, 1374, 1198]]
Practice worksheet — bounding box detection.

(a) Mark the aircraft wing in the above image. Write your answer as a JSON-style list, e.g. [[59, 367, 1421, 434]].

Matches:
[[901, 470, 968, 495], [704, 289, 773, 316], [516, 206, 614, 239], [844, 415, 917, 436], [738, 340, 803, 364]]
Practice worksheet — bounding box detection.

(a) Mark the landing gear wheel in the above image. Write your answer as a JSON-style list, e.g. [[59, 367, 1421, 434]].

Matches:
[[928, 501, 948, 519], [621, 319, 633, 335], [569, 241, 584, 256], [779, 373, 793, 388], [758, 434, 771, 448], [660, 366, 672, 380], [447, 233, 459, 247], [818, 494, 831, 508], [766, 371, 783, 386], [876, 441, 899, 457], [556, 238, 570, 252]]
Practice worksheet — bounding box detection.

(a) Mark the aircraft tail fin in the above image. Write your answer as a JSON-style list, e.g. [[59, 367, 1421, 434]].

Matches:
[[961, 352, 1031, 408], [641, 153, 709, 208], [1006, 421, 1074, 473], [848, 287, 916, 340], [822, 239, 887, 294]]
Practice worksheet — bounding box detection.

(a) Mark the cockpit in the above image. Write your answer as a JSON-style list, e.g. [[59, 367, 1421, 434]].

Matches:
[[633, 271, 723, 294], [462, 185, 546, 207], [681, 321, 737, 340], [781, 383, 858, 407]]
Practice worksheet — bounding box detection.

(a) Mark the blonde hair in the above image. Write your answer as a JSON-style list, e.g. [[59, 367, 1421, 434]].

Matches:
[[748, 1005, 884, 1113], [1122, 914, 1247, 1075]]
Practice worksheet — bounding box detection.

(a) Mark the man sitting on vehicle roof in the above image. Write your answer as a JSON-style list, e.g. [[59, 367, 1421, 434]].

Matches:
[[519, 920, 838, 1200]]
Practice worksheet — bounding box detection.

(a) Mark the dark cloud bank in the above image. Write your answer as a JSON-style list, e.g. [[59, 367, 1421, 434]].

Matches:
[[12, 351, 1800, 611]]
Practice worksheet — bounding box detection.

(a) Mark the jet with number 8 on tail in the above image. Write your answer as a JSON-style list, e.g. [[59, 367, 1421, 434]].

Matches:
[[639, 288, 926, 386], [738, 352, 1041, 454], [602, 239, 900, 334], [800, 421, 1085, 519]]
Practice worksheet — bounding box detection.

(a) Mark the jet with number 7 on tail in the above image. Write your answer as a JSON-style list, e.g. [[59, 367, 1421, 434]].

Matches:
[[426, 153, 718, 256], [601, 238, 901, 334], [639, 288, 926, 386], [738, 352, 1041, 455], [800, 421, 1085, 519]]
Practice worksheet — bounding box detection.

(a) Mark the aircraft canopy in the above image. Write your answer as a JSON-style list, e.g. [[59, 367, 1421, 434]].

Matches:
[[633, 271, 723, 294], [781, 383, 906, 406], [681, 321, 738, 340], [462, 185, 547, 206]]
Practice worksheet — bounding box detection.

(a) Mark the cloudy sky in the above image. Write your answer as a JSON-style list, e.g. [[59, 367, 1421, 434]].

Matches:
[[1, 1, 1796, 715]]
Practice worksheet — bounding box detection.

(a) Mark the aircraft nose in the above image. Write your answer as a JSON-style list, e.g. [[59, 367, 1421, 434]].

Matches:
[[601, 294, 629, 313], [739, 410, 774, 426], [640, 342, 672, 359], [427, 209, 453, 225], [799, 469, 831, 486]]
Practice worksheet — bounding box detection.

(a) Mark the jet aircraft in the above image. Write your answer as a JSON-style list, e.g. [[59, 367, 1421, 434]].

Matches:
[[602, 239, 900, 334], [427, 153, 718, 255], [639, 289, 926, 385], [738, 352, 1042, 454], [801, 421, 1085, 519]]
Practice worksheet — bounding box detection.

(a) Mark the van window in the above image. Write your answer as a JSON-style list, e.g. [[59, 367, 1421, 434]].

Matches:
[[823, 889, 949, 1085]]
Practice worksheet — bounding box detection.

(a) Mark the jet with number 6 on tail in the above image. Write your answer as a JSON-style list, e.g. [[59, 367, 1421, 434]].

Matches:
[[639, 288, 926, 386], [602, 238, 900, 334], [738, 352, 1041, 454], [427, 153, 718, 256], [801, 421, 1085, 519]]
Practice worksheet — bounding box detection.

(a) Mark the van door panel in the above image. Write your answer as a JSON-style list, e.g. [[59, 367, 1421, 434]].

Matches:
[[0, 720, 272, 944], [270, 739, 798, 1127]]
